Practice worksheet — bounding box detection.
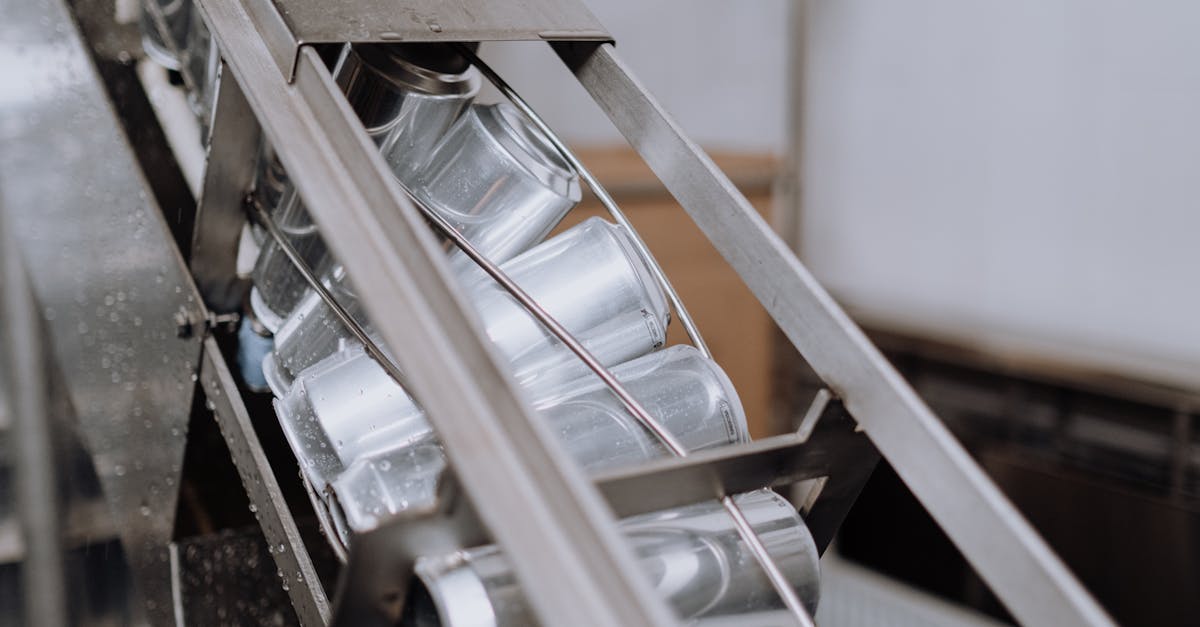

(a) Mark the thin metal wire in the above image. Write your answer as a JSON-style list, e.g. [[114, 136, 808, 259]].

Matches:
[[453, 43, 712, 361], [249, 197, 411, 392]]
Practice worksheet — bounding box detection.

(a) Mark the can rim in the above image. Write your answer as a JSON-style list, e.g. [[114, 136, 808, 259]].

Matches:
[[477, 103, 581, 201], [352, 44, 481, 97]]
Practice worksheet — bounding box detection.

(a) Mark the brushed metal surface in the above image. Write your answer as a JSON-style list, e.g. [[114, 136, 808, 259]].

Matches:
[[0, 0, 205, 622], [242, 0, 611, 79]]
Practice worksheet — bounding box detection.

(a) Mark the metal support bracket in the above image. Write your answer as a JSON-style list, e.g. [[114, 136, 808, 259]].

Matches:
[[239, 0, 611, 80], [594, 399, 874, 523]]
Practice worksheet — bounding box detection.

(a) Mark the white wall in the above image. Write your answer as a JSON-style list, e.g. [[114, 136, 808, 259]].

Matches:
[[802, 1, 1200, 389], [479, 0, 790, 153]]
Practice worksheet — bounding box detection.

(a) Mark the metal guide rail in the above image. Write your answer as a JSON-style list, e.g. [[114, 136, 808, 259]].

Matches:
[[130, 0, 1115, 625]]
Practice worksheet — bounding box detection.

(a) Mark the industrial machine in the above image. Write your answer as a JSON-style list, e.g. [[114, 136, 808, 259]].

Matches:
[[0, 0, 1115, 624]]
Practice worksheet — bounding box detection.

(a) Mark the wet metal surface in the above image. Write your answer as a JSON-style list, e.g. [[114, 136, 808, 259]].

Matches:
[[174, 526, 300, 626], [0, 0, 206, 622]]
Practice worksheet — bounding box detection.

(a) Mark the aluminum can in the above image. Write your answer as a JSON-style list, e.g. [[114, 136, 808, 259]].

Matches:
[[264, 265, 365, 395], [276, 346, 746, 543], [182, 9, 219, 139], [273, 217, 675, 487], [140, 0, 191, 71], [464, 217, 669, 388], [327, 439, 447, 543], [266, 213, 654, 393], [532, 344, 750, 473], [412, 102, 582, 278], [407, 490, 821, 625], [249, 45, 479, 331]]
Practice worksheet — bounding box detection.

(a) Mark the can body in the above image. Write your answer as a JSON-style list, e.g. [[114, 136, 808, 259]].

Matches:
[[266, 214, 652, 395], [266, 102, 582, 385], [249, 45, 480, 331], [140, 0, 191, 71], [535, 345, 749, 472], [273, 217, 675, 492], [409, 490, 822, 625], [464, 217, 669, 390], [276, 345, 747, 549], [412, 102, 582, 278]]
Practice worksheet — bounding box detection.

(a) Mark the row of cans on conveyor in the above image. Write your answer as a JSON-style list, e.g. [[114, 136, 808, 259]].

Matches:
[[140, 11, 822, 623]]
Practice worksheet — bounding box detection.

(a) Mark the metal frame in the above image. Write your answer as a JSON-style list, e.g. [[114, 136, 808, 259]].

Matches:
[[193, 1, 678, 625], [197, 336, 331, 625], [186, 1, 1112, 623], [247, 64, 816, 621], [7, 0, 1116, 623]]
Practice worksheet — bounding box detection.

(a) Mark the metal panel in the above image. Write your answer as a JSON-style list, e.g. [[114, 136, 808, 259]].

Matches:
[[243, 0, 610, 80], [198, 338, 331, 625], [0, 0, 206, 623], [190, 64, 259, 312], [194, 0, 677, 624], [0, 178, 66, 627], [556, 41, 1114, 627]]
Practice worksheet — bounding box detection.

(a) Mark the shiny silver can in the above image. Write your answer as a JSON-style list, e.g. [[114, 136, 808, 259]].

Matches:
[[275, 346, 745, 547], [249, 44, 479, 331], [534, 344, 750, 472], [464, 216, 669, 389], [412, 102, 582, 277], [139, 0, 191, 71], [264, 264, 365, 395], [407, 490, 821, 625], [267, 100, 583, 382], [272, 217, 673, 487], [267, 213, 653, 394]]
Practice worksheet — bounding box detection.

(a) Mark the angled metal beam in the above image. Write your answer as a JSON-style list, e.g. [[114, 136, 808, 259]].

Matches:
[[190, 64, 259, 312], [556, 41, 1114, 627], [593, 404, 872, 520], [193, 1, 679, 624], [198, 338, 331, 625]]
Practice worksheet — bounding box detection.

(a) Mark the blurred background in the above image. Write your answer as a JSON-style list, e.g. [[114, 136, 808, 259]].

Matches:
[[483, 1, 1200, 625]]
